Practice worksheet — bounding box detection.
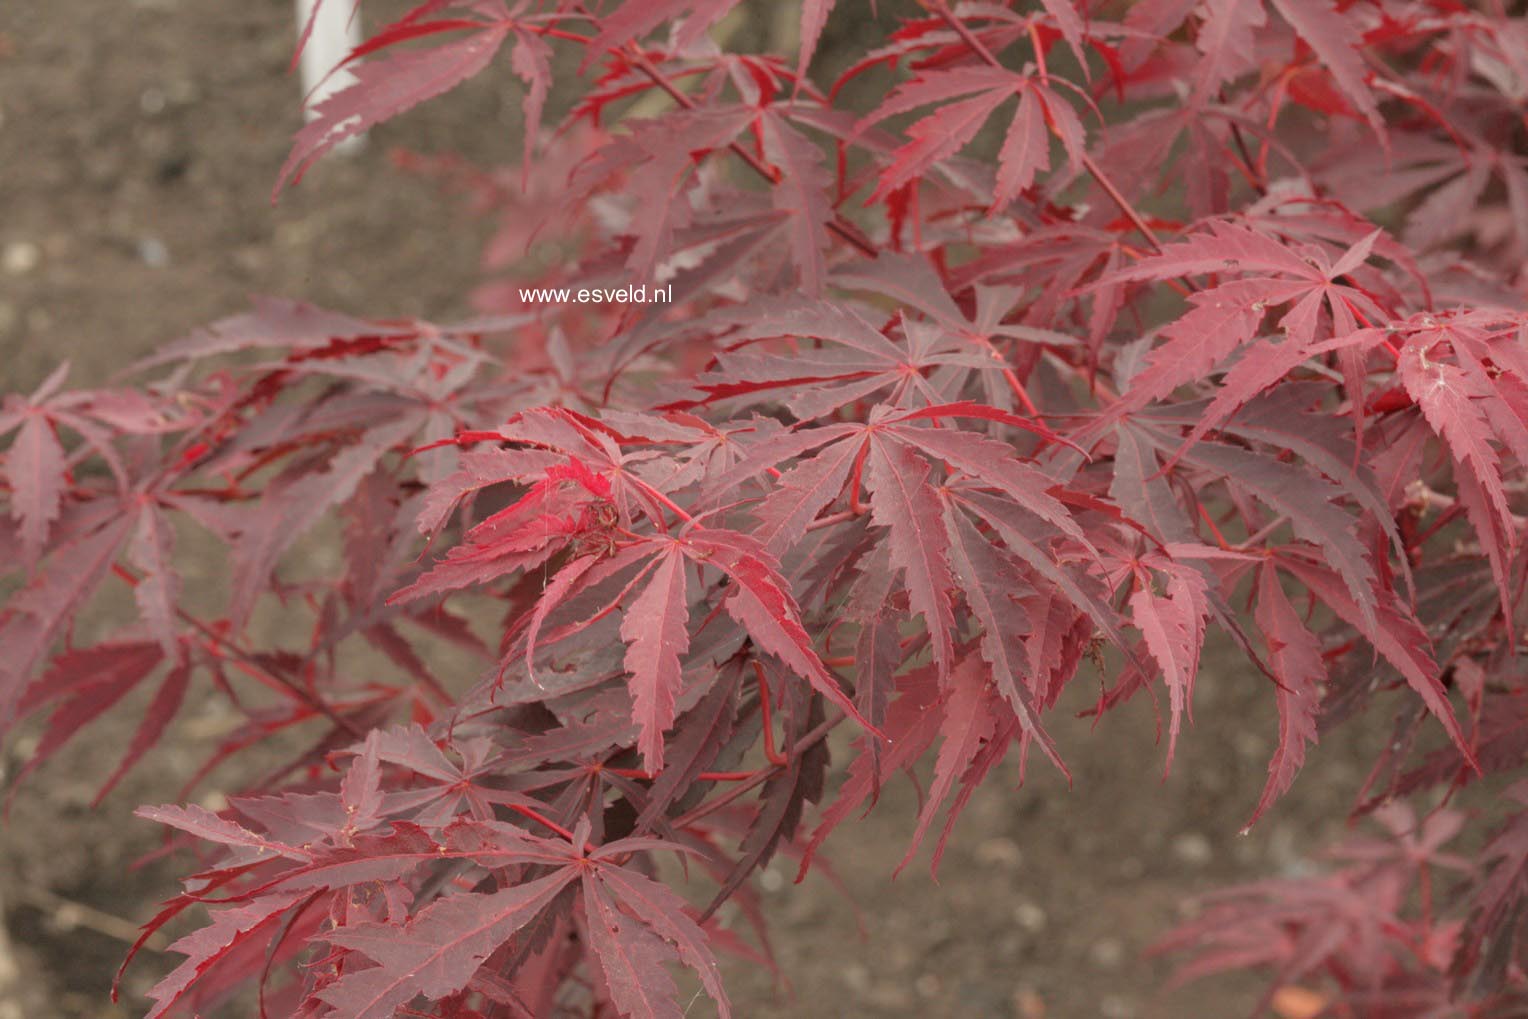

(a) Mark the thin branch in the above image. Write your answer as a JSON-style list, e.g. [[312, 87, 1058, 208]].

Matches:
[[620, 43, 880, 258], [931, 0, 1165, 254], [11, 884, 169, 951]]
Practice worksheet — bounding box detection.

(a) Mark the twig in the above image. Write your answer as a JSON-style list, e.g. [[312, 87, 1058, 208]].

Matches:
[[619, 43, 880, 258], [0, 891, 18, 1001], [110, 564, 366, 741], [11, 884, 169, 952], [931, 0, 1165, 254], [672, 710, 846, 829]]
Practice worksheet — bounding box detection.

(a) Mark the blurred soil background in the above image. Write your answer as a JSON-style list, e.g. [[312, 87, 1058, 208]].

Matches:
[[0, 2, 1387, 1017]]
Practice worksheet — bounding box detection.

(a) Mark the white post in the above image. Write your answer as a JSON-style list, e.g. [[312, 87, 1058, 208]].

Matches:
[[294, 0, 365, 151]]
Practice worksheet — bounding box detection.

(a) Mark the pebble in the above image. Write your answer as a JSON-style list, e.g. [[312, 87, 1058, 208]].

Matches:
[[867, 985, 913, 1010], [1089, 937, 1125, 969], [1013, 901, 1047, 932], [914, 973, 941, 999], [975, 836, 1024, 869], [1012, 987, 1046, 1019], [3, 240, 39, 275], [1171, 831, 1214, 867], [166, 79, 200, 105], [1234, 731, 1267, 758], [138, 236, 170, 268], [1100, 994, 1137, 1018], [841, 963, 871, 995]]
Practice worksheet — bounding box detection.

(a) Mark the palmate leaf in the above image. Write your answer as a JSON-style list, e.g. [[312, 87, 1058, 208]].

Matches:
[[307, 828, 725, 1019], [0, 362, 133, 570], [587, 864, 730, 1019], [619, 542, 691, 772], [1097, 221, 1388, 416], [512, 523, 871, 745], [12, 643, 167, 796], [278, 7, 518, 195], [1129, 554, 1209, 770], [144, 891, 312, 1019], [760, 111, 834, 296], [320, 871, 578, 1019], [895, 654, 1004, 876], [564, 106, 758, 289], [941, 503, 1064, 776], [1156, 0, 1381, 130], [863, 438, 957, 675], [797, 668, 944, 880], [3, 404, 67, 567], [796, 0, 838, 77], [587, 0, 742, 58], [1398, 337, 1521, 620], [1133, 422, 1382, 630], [683, 529, 869, 729], [18, 0, 1528, 1013], [1246, 559, 1325, 829], [855, 66, 1086, 208], [1454, 783, 1528, 996], [0, 513, 137, 721], [1275, 549, 1470, 758]]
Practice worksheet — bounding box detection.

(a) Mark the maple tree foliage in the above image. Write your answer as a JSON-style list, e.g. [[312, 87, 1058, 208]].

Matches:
[[4, 0, 1528, 1015]]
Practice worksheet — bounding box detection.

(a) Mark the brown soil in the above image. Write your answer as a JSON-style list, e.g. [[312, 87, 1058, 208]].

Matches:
[[0, 2, 1381, 1017]]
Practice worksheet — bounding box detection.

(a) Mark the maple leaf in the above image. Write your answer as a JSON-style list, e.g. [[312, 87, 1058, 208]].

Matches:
[[563, 106, 757, 288], [1097, 221, 1388, 416], [587, 0, 743, 59], [11, 643, 167, 795], [1275, 549, 1470, 757], [1133, 422, 1382, 631], [1246, 559, 1325, 829], [278, 5, 535, 195], [633, 663, 743, 831], [320, 870, 578, 1019], [583, 863, 730, 1019], [132, 296, 418, 369], [1128, 553, 1209, 771], [797, 668, 943, 879], [940, 502, 1064, 776], [231, 414, 422, 624], [896, 655, 1005, 876], [21, 1, 1528, 1014], [1397, 333, 1521, 621], [129, 501, 181, 655], [143, 891, 312, 1019], [0, 513, 137, 721], [1157, 0, 1381, 131], [796, 0, 838, 77], [760, 111, 833, 295], [311, 827, 726, 1019], [1, 396, 67, 567], [856, 66, 1085, 209], [0, 362, 131, 570], [619, 542, 692, 772], [1454, 783, 1528, 997], [682, 529, 868, 728], [864, 438, 958, 675]]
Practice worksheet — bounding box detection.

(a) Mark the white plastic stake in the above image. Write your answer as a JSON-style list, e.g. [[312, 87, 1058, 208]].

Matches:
[[294, 0, 364, 151]]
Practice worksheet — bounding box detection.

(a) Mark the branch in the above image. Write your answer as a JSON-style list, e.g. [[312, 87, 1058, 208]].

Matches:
[[930, 0, 1165, 254]]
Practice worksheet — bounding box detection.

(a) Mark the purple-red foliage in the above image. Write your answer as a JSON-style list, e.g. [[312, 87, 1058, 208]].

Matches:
[[4, 0, 1528, 1015]]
